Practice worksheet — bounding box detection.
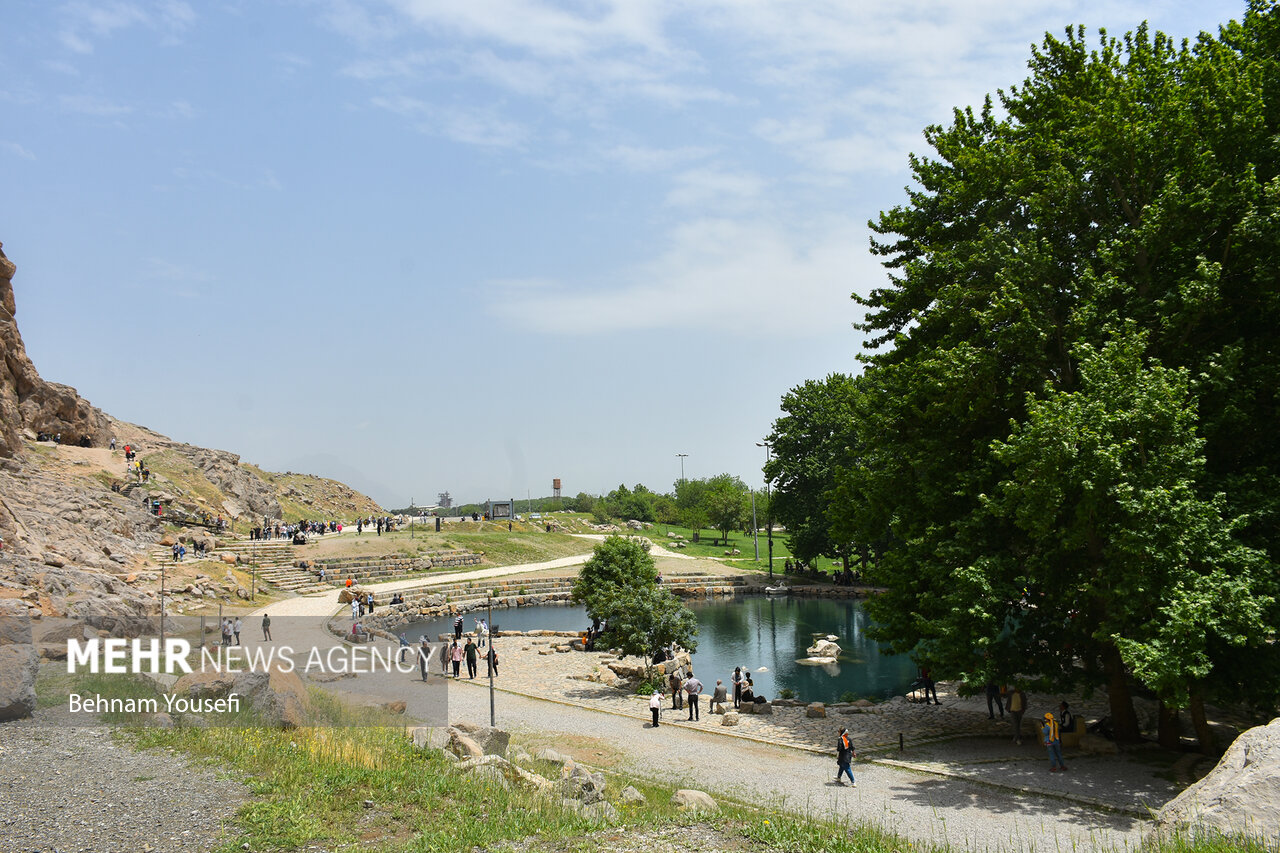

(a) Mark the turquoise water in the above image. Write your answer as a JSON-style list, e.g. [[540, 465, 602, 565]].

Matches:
[[401, 595, 918, 704]]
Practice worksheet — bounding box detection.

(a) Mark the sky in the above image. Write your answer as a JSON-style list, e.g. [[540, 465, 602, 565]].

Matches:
[[2, 0, 1248, 509]]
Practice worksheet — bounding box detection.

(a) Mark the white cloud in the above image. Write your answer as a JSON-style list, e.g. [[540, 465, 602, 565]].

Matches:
[[603, 144, 716, 172], [144, 257, 214, 283], [57, 0, 195, 53], [665, 168, 766, 211], [2, 142, 36, 161], [490, 216, 882, 338], [59, 94, 132, 116], [372, 96, 528, 148]]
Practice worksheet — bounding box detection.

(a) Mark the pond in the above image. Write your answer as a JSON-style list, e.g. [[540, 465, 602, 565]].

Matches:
[[400, 595, 918, 704]]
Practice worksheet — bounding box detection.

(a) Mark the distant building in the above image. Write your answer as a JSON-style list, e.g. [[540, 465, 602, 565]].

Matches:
[[437, 491, 452, 509]]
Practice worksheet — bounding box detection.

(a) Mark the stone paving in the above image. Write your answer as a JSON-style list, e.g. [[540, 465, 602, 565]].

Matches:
[[450, 634, 1114, 756]]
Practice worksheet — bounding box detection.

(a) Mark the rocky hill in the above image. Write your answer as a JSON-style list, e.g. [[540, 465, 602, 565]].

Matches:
[[0, 241, 382, 643]]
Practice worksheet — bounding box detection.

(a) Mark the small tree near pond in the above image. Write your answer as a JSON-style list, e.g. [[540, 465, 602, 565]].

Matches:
[[571, 535, 698, 680]]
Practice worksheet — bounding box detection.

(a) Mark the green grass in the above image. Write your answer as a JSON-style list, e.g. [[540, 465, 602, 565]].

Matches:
[[345, 525, 593, 568], [643, 522, 794, 567]]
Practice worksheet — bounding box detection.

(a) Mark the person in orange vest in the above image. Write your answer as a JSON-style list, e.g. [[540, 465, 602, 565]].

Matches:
[[1042, 712, 1066, 772], [835, 727, 857, 787]]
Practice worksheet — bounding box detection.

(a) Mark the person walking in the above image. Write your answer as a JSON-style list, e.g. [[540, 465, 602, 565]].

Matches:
[[920, 667, 939, 704], [440, 642, 450, 677], [684, 671, 703, 721], [464, 637, 478, 679], [649, 689, 664, 728], [450, 640, 463, 677], [1042, 712, 1067, 771], [985, 682, 1004, 719], [453, 615, 464, 641], [1008, 685, 1027, 745], [835, 727, 857, 787], [668, 671, 683, 711], [233, 617, 242, 646], [399, 633, 410, 663], [418, 638, 431, 682], [261, 613, 272, 641], [486, 645, 498, 677]]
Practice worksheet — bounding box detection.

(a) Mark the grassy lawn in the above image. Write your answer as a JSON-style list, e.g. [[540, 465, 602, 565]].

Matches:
[[305, 524, 592, 568], [642, 522, 794, 569]]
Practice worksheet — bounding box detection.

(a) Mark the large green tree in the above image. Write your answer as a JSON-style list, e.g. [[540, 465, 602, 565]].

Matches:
[[570, 535, 697, 673], [839, 7, 1280, 743], [571, 535, 658, 621], [765, 374, 864, 567], [702, 474, 750, 545]]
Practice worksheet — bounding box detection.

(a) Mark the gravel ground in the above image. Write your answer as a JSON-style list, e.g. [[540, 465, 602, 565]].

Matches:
[[0, 707, 245, 853], [440, 681, 1149, 853]]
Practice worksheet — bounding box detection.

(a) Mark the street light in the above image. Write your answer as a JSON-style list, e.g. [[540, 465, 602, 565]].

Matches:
[[756, 442, 773, 580], [676, 453, 689, 483]]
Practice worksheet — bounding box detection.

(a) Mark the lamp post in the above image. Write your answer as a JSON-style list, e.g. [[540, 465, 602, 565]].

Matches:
[[676, 453, 689, 483], [756, 442, 773, 580], [751, 488, 758, 561]]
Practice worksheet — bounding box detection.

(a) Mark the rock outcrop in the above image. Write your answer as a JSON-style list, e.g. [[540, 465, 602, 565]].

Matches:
[[1154, 718, 1280, 846], [0, 242, 111, 458], [0, 600, 39, 720]]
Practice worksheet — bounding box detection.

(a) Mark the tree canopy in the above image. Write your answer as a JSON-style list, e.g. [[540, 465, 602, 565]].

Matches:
[[570, 535, 698, 670], [803, 5, 1280, 744]]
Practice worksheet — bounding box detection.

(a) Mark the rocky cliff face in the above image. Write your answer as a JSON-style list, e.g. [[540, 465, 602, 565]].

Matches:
[[0, 241, 381, 667], [0, 242, 110, 457]]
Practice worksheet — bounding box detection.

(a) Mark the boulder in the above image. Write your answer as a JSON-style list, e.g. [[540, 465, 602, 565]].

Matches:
[[807, 640, 841, 659], [579, 801, 619, 823], [0, 601, 39, 721], [409, 726, 451, 752], [535, 748, 568, 764], [471, 763, 510, 789], [447, 730, 485, 759], [556, 771, 606, 804], [452, 722, 510, 757], [172, 661, 309, 727], [756, 701, 773, 716], [671, 789, 719, 813], [1153, 718, 1280, 846], [621, 785, 646, 804], [806, 702, 827, 718], [721, 712, 740, 727]]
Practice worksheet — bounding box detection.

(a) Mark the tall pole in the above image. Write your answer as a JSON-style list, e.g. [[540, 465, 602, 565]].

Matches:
[[160, 560, 166, 644], [757, 442, 773, 581], [751, 489, 758, 561], [676, 453, 688, 483], [487, 596, 495, 727]]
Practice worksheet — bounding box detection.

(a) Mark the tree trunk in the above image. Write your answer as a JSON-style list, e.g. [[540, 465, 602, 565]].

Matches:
[[1102, 643, 1143, 743], [1189, 690, 1215, 755], [1157, 700, 1180, 750]]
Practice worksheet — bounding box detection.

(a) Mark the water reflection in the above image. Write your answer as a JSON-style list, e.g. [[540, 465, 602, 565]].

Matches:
[[402, 596, 917, 703]]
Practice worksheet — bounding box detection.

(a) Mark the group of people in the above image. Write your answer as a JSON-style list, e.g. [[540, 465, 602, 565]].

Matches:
[[350, 592, 376, 620], [985, 683, 1076, 771], [356, 516, 397, 535], [220, 617, 242, 646], [250, 519, 342, 541], [407, 634, 498, 681], [646, 659, 770, 729]]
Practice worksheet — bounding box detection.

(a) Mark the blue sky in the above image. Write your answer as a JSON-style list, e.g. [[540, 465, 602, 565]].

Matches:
[[2, 0, 1246, 508]]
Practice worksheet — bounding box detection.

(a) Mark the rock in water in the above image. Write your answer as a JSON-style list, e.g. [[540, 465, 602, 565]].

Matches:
[[1153, 718, 1280, 846]]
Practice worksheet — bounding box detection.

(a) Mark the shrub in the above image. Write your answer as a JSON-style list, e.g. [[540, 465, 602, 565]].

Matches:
[[840, 691, 857, 703], [778, 688, 796, 700]]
